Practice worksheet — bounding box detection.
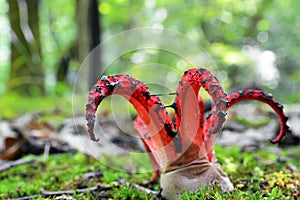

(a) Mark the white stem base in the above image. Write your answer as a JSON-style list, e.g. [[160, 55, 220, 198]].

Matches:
[[160, 160, 234, 200]]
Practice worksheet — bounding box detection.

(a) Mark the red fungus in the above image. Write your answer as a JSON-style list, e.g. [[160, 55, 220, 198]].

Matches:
[[86, 68, 289, 199]]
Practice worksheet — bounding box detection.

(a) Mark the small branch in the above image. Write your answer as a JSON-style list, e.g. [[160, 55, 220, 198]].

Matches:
[[0, 157, 34, 172], [40, 184, 106, 197], [11, 184, 111, 200], [11, 195, 39, 200], [118, 178, 159, 195]]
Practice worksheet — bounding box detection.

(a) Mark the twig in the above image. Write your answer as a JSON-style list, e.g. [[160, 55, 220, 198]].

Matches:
[[11, 184, 111, 200], [0, 157, 35, 172], [151, 92, 177, 96], [40, 184, 105, 196], [118, 178, 159, 195], [43, 142, 51, 160], [11, 195, 39, 200]]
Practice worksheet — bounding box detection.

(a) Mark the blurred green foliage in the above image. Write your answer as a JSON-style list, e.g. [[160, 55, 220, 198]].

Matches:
[[0, 0, 299, 103], [39, 0, 77, 74], [0, 92, 72, 119], [98, 0, 300, 103]]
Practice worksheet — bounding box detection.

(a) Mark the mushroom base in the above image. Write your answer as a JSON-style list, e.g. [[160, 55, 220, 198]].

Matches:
[[160, 159, 234, 200]]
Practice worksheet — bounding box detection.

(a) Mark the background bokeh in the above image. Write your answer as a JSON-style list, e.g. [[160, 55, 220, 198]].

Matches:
[[0, 0, 299, 114]]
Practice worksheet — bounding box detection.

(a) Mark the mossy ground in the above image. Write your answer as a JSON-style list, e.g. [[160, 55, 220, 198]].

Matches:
[[0, 145, 299, 200], [0, 93, 298, 199]]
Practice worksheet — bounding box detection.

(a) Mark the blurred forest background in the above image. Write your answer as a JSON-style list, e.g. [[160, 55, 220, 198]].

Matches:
[[0, 0, 299, 119]]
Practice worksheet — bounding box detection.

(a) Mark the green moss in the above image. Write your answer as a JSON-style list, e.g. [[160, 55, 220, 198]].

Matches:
[[235, 116, 270, 129], [113, 184, 150, 200], [1, 145, 299, 199], [0, 153, 94, 198]]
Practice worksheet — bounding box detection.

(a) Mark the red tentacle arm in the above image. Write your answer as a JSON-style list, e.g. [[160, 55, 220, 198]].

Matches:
[[175, 68, 227, 135], [204, 89, 289, 161], [227, 89, 289, 143], [134, 117, 160, 180], [172, 68, 227, 163], [85, 74, 178, 166]]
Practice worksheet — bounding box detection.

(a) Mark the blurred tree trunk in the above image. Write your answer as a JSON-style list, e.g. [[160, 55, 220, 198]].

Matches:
[[76, 0, 102, 88], [8, 0, 44, 95]]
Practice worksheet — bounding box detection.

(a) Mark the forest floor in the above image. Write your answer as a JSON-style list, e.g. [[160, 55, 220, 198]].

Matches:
[[0, 145, 299, 199], [0, 94, 299, 199]]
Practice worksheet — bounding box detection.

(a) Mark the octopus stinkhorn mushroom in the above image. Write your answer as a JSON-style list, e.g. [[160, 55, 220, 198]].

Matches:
[[85, 68, 289, 199]]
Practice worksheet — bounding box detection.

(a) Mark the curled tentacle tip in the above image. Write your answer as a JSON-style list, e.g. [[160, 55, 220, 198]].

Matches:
[[268, 135, 285, 144], [89, 133, 100, 141], [269, 128, 289, 144], [268, 138, 279, 144], [91, 137, 100, 142]]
